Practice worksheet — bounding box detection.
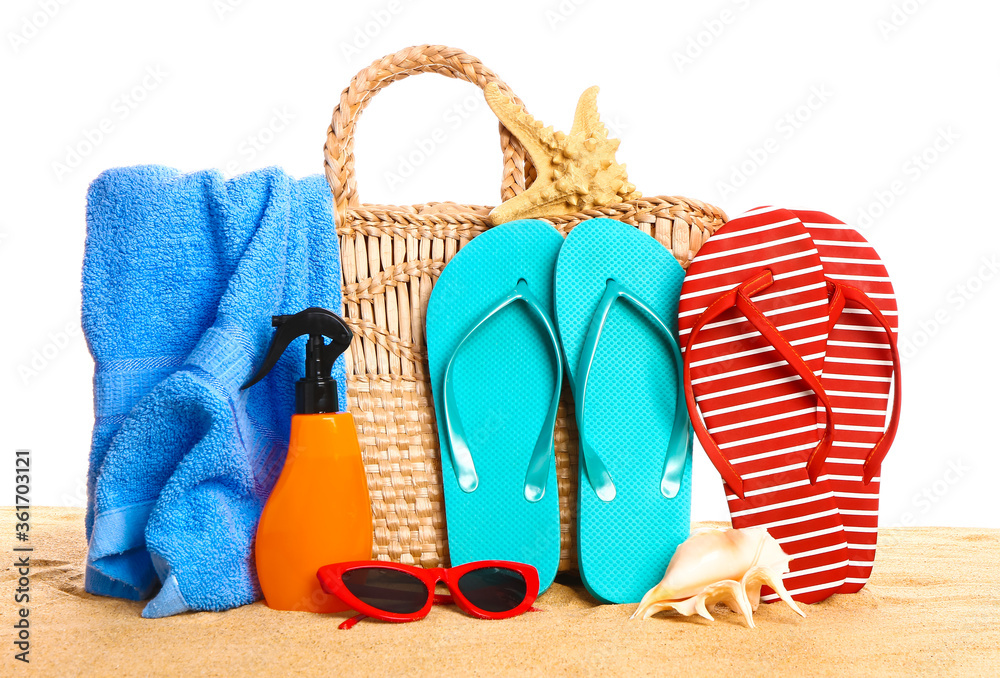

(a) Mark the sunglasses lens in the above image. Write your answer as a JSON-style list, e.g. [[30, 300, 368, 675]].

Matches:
[[457, 567, 528, 613], [341, 568, 429, 614]]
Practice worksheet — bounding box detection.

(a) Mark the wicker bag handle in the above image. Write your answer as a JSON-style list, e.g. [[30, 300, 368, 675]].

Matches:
[[324, 44, 533, 226]]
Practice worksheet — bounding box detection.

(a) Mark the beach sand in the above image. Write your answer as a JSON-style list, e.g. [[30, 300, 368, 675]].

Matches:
[[3, 507, 998, 677]]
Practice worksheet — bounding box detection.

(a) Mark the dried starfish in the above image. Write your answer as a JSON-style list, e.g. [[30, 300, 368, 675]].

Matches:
[[484, 82, 640, 224]]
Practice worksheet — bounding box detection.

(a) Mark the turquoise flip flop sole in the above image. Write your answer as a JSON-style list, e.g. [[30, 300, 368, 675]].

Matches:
[[426, 220, 564, 592], [555, 218, 692, 604]]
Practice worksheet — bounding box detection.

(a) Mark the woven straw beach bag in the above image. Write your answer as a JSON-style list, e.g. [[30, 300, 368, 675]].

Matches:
[[324, 45, 727, 571]]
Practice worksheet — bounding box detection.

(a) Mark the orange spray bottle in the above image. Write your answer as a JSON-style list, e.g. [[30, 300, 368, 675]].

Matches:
[[242, 308, 371, 613]]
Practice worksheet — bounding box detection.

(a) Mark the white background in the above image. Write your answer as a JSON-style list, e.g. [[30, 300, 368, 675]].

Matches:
[[1, 0, 997, 528]]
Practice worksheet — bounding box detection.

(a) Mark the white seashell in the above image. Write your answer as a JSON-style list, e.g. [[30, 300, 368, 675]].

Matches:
[[634, 579, 753, 627], [630, 527, 806, 628]]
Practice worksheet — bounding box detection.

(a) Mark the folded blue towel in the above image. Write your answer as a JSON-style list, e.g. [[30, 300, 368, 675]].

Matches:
[[82, 166, 345, 616], [83, 165, 261, 598]]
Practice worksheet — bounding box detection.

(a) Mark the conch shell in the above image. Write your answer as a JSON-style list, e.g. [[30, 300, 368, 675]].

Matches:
[[631, 527, 806, 628]]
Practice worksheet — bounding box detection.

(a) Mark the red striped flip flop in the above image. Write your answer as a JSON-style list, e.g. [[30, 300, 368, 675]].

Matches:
[[678, 206, 849, 604], [793, 210, 901, 593]]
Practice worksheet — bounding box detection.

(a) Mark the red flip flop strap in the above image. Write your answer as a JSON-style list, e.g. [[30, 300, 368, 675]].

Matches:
[[684, 269, 834, 499], [683, 287, 745, 496], [830, 281, 902, 483], [826, 280, 847, 334], [734, 276, 836, 485]]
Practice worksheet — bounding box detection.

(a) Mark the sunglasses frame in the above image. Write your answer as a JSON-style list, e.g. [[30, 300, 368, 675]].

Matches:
[[317, 560, 539, 624]]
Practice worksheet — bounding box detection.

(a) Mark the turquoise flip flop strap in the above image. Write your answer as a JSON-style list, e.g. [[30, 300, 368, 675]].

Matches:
[[574, 278, 691, 502], [441, 279, 563, 502]]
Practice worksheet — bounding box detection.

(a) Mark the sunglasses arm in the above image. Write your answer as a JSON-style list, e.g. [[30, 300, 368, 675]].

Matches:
[[338, 595, 457, 630], [338, 613, 367, 630]]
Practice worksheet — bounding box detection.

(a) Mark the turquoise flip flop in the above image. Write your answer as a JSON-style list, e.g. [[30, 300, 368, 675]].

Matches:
[[555, 218, 692, 604], [426, 220, 564, 592]]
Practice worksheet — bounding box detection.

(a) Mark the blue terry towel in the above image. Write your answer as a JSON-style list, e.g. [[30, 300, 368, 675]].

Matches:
[[82, 166, 345, 616], [83, 165, 261, 598]]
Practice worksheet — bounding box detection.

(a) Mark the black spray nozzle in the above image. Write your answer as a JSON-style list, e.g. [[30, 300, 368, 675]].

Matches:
[[241, 307, 353, 415]]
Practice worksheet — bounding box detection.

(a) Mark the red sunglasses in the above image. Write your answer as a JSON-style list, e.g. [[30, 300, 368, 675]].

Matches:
[[316, 560, 540, 630]]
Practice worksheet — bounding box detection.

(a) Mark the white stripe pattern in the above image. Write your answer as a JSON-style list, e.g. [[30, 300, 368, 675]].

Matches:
[[832, 324, 889, 333], [725, 478, 812, 500], [813, 239, 866, 247], [824, 373, 892, 383], [783, 560, 849, 579], [793, 543, 848, 559], [757, 508, 839, 530], [730, 442, 814, 466], [828, 340, 891, 349], [688, 317, 826, 352], [707, 217, 795, 242], [695, 232, 811, 262], [833, 492, 881, 500], [843, 308, 897, 316], [777, 525, 844, 544], [838, 424, 886, 432], [829, 482, 881, 490], [684, 250, 820, 282], [729, 492, 833, 518], [833, 407, 886, 416], [702, 391, 812, 418], [761, 579, 845, 601], [826, 356, 892, 366], [718, 424, 825, 451], [829, 274, 892, 283], [678, 299, 828, 336], [740, 462, 807, 481], [709, 408, 819, 435], [698, 376, 808, 402], [685, 330, 825, 361], [821, 256, 881, 265], [679, 280, 827, 315], [801, 222, 847, 229], [827, 390, 889, 399]]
